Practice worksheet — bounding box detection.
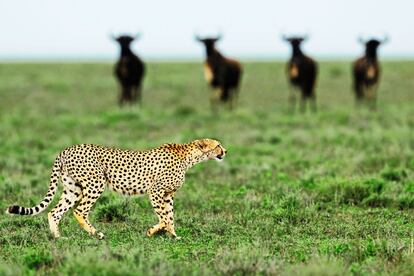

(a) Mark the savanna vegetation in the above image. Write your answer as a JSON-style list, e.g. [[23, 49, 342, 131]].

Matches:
[[0, 61, 413, 275]]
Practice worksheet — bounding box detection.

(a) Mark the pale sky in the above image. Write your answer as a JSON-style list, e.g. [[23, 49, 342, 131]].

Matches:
[[0, 0, 412, 60]]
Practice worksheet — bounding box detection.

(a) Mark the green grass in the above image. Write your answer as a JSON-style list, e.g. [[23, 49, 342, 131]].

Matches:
[[0, 61, 413, 275]]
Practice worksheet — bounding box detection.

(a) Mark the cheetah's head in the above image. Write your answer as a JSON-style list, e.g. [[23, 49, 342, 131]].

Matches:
[[194, 139, 227, 161]]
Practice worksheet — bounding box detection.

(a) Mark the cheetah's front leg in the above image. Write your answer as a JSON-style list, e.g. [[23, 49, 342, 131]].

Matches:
[[147, 191, 167, 237], [164, 192, 179, 238]]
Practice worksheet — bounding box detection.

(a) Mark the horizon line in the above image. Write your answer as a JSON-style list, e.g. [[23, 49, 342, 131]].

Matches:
[[1, 53, 414, 63]]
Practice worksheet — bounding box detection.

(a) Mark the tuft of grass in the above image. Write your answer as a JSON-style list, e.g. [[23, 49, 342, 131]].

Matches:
[[23, 248, 53, 270], [95, 200, 133, 222]]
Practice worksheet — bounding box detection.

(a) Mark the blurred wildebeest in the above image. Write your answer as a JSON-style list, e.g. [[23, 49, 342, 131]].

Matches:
[[195, 35, 242, 111], [282, 35, 318, 112], [111, 34, 145, 106], [352, 36, 388, 110]]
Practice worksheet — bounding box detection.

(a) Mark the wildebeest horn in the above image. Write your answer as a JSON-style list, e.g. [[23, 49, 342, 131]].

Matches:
[[194, 34, 203, 41], [109, 33, 117, 41], [381, 34, 390, 44], [281, 34, 289, 41], [358, 35, 365, 44]]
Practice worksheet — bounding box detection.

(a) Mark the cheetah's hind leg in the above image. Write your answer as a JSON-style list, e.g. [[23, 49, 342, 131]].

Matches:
[[48, 174, 82, 238], [73, 176, 106, 239]]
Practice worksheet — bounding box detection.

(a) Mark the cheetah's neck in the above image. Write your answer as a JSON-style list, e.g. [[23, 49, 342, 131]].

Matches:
[[185, 146, 209, 170], [162, 143, 208, 170]]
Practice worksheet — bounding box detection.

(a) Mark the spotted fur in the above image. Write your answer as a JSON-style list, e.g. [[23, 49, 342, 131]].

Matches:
[[6, 139, 227, 239]]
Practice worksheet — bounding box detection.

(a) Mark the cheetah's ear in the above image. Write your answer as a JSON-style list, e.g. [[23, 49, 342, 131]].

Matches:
[[194, 139, 210, 151]]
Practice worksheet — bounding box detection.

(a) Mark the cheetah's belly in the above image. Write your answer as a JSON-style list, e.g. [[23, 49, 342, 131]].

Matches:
[[105, 167, 152, 195]]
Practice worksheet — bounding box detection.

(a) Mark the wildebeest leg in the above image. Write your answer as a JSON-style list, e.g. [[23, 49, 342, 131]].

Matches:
[[136, 85, 142, 106], [221, 88, 233, 110], [228, 88, 238, 110], [127, 86, 134, 104], [119, 86, 126, 106], [131, 85, 141, 105], [131, 85, 137, 103], [354, 83, 364, 107], [120, 86, 132, 106], [210, 88, 221, 113], [310, 94, 317, 113], [365, 84, 378, 111], [300, 90, 307, 113], [288, 85, 297, 113]]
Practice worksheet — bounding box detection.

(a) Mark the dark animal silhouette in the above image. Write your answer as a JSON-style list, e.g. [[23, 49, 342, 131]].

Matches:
[[196, 35, 242, 110], [352, 36, 388, 110], [112, 34, 145, 106], [282, 35, 318, 112]]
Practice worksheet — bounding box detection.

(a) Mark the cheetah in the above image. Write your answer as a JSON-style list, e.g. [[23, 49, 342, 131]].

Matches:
[[6, 139, 227, 239]]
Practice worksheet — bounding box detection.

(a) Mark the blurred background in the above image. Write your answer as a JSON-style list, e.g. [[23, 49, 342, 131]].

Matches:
[[0, 0, 413, 61]]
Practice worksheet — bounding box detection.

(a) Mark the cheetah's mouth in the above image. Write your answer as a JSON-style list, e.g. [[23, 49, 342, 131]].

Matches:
[[215, 145, 226, 161], [215, 155, 224, 161]]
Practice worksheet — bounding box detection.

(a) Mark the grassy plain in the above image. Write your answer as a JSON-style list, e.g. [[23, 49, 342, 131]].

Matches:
[[0, 61, 413, 275]]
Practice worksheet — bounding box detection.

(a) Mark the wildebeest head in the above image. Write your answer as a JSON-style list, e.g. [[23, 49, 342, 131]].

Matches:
[[358, 36, 389, 58], [111, 34, 140, 48], [360, 37, 388, 51], [282, 35, 308, 48], [195, 35, 222, 52]]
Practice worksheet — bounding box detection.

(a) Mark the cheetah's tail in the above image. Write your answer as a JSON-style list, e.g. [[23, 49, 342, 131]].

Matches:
[[6, 154, 62, 216]]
